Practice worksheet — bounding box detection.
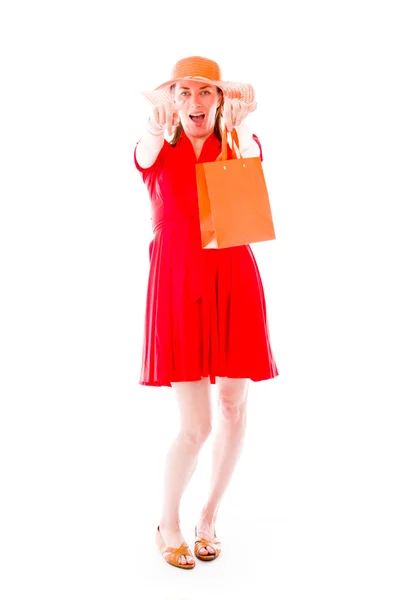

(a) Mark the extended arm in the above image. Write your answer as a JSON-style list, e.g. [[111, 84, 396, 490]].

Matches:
[[135, 102, 179, 169], [222, 98, 260, 158], [135, 118, 165, 169], [234, 121, 261, 158]]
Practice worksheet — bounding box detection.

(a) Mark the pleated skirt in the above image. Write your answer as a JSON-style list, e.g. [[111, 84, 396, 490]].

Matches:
[[139, 222, 279, 387]]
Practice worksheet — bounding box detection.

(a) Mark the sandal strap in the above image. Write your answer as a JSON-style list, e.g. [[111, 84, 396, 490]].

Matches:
[[158, 540, 188, 554], [195, 533, 220, 543], [163, 543, 194, 567], [195, 537, 221, 549], [166, 543, 191, 556], [160, 542, 193, 558], [156, 527, 195, 567]]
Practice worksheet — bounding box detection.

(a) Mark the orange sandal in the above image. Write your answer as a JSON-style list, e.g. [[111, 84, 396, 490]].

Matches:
[[194, 525, 222, 561], [156, 525, 195, 569]]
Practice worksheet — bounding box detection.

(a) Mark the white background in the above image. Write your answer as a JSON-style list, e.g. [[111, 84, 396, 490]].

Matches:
[[1, 1, 406, 598]]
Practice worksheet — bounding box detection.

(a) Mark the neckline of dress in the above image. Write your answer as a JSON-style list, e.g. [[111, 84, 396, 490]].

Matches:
[[180, 129, 220, 163]]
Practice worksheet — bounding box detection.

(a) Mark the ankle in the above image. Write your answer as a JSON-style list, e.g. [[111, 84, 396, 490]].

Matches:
[[199, 506, 218, 524], [159, 518, 180, 531]]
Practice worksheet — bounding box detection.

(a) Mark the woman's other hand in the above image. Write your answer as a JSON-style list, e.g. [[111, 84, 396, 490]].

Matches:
[[222, 98, 257, 132]]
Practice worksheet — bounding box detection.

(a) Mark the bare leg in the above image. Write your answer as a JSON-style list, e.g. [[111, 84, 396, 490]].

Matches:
[[195, 377, 249, 556], [159, 376, 212, 566]]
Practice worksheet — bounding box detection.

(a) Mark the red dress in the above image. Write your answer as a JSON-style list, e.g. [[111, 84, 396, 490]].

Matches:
[[134, 129, 279, 387]]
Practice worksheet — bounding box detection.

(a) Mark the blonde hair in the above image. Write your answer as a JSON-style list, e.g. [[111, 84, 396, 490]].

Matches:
[[169, 83, 224, 146]]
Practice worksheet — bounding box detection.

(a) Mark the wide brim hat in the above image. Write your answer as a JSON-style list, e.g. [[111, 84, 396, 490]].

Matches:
[[142, 56, 255, 106]]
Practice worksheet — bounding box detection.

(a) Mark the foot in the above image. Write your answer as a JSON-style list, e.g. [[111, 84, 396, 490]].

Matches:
[[195, 519, 217, 556], [158, 523, 195, 566]]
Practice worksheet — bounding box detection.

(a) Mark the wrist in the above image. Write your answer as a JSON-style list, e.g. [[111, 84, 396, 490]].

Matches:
[[147, 116, 165, 136], [234, 121, 252, 148], [234, 121, 260, 157]]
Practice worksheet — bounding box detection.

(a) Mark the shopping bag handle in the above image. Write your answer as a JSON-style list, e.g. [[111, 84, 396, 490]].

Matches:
[[219, 127, 241, 161]]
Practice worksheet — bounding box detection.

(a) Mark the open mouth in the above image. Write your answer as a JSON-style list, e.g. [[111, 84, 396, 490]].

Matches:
[[189, 112, 205, 125]]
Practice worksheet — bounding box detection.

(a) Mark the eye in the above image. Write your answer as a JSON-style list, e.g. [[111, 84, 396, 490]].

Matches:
[[180, 91, 189, 96], [201, 91, 210, 95]]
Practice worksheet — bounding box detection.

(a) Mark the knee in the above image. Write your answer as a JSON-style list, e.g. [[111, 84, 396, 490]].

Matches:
[[219, 395, 247, 424], [179, 423, 212, 447]]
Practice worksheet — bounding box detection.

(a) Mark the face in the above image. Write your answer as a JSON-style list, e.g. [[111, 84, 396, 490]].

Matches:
[[173, 80, 222, 138]]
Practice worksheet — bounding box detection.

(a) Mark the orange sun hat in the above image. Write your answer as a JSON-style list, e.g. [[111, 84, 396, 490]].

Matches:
[[142, 56, 255, 106]]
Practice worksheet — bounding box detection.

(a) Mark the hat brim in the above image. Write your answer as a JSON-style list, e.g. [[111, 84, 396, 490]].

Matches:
[[142, 76, 255, 106]]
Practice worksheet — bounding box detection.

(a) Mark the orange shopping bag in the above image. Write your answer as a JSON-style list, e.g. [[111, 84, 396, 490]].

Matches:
[[196, 127, 276, 249]]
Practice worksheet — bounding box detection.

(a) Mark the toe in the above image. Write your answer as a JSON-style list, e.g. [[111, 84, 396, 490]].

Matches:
[[179, 555, 187, 564], [206, 545, 215, 554]]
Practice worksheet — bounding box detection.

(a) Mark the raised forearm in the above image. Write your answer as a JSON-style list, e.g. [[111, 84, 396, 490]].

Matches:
[[135, 102, 179, 169], [234, 121, 261, 158], [135, 118, 165, 169]]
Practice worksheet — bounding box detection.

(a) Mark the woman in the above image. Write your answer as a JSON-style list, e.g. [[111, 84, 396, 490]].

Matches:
[[134, 56, 279, 569]]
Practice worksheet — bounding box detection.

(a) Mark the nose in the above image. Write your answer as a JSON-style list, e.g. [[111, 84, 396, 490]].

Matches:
[[190, 90, 202, 104]]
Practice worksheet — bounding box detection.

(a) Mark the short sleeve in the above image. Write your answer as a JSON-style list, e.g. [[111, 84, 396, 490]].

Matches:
[[252, 134, 263, 162], [133, 139, 168, 186]]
